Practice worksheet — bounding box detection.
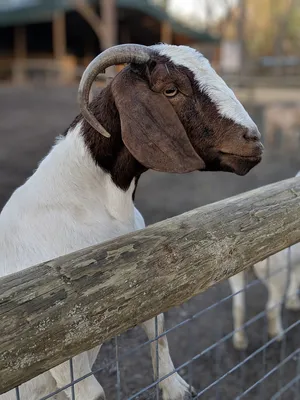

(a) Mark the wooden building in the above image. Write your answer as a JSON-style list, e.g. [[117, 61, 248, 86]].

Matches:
[[0, 0, 219, 85]]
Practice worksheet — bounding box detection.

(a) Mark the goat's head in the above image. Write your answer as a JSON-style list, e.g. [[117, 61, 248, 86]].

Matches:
[[79, 44, 263, 176]]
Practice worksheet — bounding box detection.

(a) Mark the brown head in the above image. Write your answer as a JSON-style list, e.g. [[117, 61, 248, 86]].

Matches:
[[76, 44, 263, 190]]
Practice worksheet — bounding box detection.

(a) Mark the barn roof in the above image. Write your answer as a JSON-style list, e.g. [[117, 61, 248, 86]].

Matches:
[[0, 0, 218, 42]]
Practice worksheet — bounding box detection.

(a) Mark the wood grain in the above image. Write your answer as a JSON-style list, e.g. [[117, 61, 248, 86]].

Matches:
[[1, 177, 300, 394]]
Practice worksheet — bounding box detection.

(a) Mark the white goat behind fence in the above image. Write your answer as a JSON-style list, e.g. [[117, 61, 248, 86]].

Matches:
[[229, 171, 300, 351], [0, 43, 263, 400]]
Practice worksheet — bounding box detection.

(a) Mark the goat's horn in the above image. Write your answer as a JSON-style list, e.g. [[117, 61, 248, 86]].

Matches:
[[78, 44, 153, 138]]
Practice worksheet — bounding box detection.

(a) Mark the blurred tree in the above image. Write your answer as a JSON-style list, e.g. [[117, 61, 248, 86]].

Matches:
[[287, 3, 300, 52], [226, 0, 300, 57], [153, 0, 300, 57], [75, 0, 117, 50], [245, 0, 300, 57], [75, 0, 117, 77], [152, 0, 236, 30]]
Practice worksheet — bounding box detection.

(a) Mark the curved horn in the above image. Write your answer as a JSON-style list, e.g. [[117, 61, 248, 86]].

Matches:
[[78, 44, 153, 138]]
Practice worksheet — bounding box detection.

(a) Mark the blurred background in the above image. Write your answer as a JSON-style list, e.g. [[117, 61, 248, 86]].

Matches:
[[1, 1, 300, 399]]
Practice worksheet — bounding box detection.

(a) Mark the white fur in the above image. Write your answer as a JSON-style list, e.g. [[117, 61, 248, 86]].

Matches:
[[0, 43, 260, 398], [151, 44, 257, 131], [0, 123, 191, 400], [229, 171, 300, 350], [0, 124, 138, 278]]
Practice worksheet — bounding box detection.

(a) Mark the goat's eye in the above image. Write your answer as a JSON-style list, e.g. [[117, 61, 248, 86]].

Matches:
[[163, 87, 178, 97]]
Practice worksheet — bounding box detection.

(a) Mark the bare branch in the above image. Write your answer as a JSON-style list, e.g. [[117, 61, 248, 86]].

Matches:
[[75, 0, 103, 40]]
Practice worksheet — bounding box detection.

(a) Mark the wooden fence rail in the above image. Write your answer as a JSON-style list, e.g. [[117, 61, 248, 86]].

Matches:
[[1, 177, 300, 394]]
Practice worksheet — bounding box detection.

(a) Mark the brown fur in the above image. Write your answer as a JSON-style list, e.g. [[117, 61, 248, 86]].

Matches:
[[68, 55, 263, 192]]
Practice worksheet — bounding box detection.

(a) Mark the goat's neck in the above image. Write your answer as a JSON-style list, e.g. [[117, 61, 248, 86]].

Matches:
[[69, 85, 146, 193], [33, 86, 146, 221], [34, 126, 136, 222]]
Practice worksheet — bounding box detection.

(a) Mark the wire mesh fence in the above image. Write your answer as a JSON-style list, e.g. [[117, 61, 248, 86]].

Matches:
[[8, 241, 299, 400]]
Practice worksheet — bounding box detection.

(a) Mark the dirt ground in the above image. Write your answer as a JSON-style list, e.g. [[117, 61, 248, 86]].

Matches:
[[1, 86, 300, 400]]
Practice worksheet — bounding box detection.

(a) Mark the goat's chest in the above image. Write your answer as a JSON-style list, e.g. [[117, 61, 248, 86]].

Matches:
[[39, 204, 144, 255], [0, 203, 145, 276]]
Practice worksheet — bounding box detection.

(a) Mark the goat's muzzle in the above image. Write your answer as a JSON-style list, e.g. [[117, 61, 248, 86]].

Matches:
[[213, 125, 264, 175], [202, 129, 264, 176]]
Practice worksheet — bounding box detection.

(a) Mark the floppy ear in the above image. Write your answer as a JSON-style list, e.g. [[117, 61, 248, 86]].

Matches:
[[111, 69, 205, 173]]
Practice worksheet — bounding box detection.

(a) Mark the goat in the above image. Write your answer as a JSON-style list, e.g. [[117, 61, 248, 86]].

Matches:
[[229, 171, 300, 351], [0, 43, 263, 400]]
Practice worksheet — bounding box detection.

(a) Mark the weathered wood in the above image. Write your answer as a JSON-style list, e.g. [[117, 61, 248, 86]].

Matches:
[[101, 0, 118, 81], [52, 11, 66, 60], [101, 0, 117, 49], [14, 26, 27, 60], [1, 177, 300, 393], [160, 21, 172, 44], [13, 26, 27, 84], [160, 0, 172, 44]]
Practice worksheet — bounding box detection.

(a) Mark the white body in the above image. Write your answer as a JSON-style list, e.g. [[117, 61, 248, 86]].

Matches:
[[0, 126, 189, 400], [229, 172, 300, 350], [0, 42, 262, 399]]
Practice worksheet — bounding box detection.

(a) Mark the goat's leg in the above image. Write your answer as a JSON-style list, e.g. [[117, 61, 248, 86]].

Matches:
[[141, 314, 195, 400], [229, 272, 248, 350], [266, 284, 284, 340], [285, 271, 300, 310], [50, 346, 105, 400], [0, 372, 62, 400]]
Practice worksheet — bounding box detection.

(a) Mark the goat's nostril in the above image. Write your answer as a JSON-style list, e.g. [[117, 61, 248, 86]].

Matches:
[[259, 141, 264, 151], [243, 127, 261, 142]]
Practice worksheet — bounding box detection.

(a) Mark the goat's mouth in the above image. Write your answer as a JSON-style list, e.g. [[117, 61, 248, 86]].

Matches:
[[201, 149, 262, 176], [218, 151, 262, 176], [219, 151, 262, 162]]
